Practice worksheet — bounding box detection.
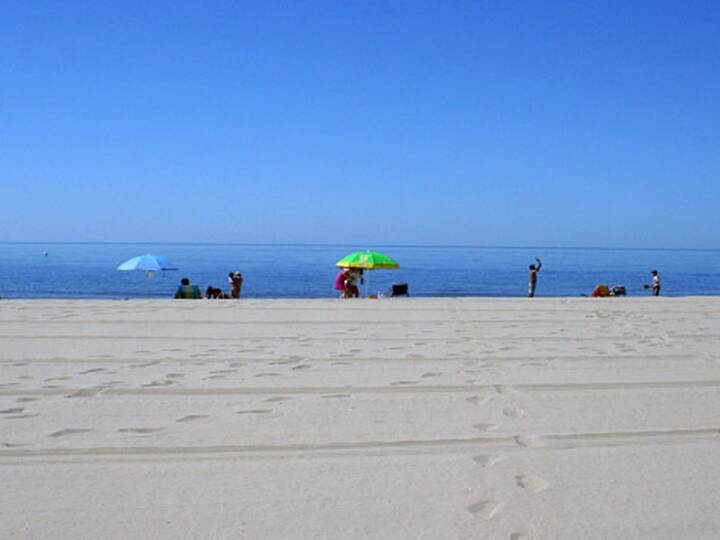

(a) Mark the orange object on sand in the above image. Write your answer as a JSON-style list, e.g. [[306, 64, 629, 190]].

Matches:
[[592, 284, 610, 297]]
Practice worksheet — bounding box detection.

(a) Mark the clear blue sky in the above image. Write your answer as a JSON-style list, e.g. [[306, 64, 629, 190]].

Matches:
[[1, 1, 718, 248]]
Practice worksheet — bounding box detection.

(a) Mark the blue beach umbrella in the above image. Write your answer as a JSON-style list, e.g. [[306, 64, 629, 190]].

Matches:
[[117, 254, 178, 278]]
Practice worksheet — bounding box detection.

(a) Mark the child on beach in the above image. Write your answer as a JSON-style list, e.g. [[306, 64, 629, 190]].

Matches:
[[528, 257, 542, 298]]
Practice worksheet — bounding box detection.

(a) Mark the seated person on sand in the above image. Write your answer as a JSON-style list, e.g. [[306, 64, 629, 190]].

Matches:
[[175, 277, 202, 299], [205, 286, 229, 299]]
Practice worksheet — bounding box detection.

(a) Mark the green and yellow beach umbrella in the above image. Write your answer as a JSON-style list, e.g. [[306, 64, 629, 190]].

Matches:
[[336, 250, 400, 270]]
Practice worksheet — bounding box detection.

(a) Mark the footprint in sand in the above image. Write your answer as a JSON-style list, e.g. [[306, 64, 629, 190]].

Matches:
[[177, 415, 209, 423], [503, 407, 528, 418], [515, 474, 550, 493], [166, 373, 185, 379], [291, 364, 312, 370], [66, 387, 103, 398], [49, 428, 93, 438], [466, 395, 491, 405], [467, 500, 502, 520], [269, 359, 300, 366], [237, 409, 273, 415], [80, 368, 110, 375], [142, 380, 177, 387], [321, 394, 351, 399], [473, 423, 497, 432], [0, 408, 25, 414], [421, 372, 443, 378], [4, 413, 39, 419], [16, 397, 39, 403], [265, 396, 292, 403], [117, 427, 165, 434], [472, 454, 503, 468], [130, 361, 160, 369], [390, 380, 419, 386]]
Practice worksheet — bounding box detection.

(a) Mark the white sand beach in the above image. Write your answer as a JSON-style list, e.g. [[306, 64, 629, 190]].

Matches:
[[2, 297, 720, 539]]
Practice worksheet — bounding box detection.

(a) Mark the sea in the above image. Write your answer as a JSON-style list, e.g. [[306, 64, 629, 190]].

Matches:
[[1, 243, 719, 299]]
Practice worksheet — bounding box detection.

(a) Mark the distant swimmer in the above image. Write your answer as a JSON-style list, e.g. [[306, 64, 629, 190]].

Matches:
[[528, 257, 542, 298], [43, 250, 48, 257]]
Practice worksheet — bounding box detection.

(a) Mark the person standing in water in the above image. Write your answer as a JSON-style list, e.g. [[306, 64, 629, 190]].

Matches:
[[528, 257, 542, 298]]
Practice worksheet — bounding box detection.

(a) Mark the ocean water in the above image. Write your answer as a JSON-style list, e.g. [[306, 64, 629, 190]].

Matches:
[[0, 243, 718, 299]]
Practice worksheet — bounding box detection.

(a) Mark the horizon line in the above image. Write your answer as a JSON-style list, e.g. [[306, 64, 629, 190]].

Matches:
[[0, 240, 718, 252]]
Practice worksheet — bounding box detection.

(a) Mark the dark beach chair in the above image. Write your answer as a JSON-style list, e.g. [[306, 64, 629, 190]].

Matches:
[[390, 283, 409, 297]]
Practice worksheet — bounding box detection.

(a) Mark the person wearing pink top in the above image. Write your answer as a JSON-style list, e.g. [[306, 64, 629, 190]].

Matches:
[[335, 269, 350, 298]]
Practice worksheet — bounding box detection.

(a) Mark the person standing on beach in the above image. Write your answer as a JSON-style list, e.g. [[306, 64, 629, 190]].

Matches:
[[651, 270, 661, 296], [229, 271, 243, 299], [335, 268, 349, 298], [528, 257, 542, 298], [345, 269, 363, 298]]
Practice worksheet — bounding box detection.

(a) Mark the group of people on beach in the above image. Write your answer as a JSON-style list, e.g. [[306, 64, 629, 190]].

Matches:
[[173, 260, 663, 300], [528, 257, 662, 298], [334, 268, 364, 298], [174, 271, 243, 299]]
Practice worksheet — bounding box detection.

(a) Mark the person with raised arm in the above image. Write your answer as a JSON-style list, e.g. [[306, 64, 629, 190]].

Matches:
[[528, 257, 542, 298]]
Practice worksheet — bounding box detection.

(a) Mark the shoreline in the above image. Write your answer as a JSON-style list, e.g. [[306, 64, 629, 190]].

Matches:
[[2, 294, 716, 301]]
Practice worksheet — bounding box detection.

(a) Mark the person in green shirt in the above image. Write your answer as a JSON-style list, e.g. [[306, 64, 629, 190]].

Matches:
[[174, 277, 202, 299]]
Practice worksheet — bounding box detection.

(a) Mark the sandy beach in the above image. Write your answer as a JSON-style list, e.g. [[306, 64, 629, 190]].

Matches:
[[2, 297, 720, 539]]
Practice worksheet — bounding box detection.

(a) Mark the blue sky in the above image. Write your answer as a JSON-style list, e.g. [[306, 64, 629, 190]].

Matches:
[[1, 1, 718, 248]]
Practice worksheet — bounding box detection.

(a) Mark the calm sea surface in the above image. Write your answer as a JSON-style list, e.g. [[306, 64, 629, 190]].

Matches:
[[0, 243, 718, 299]]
